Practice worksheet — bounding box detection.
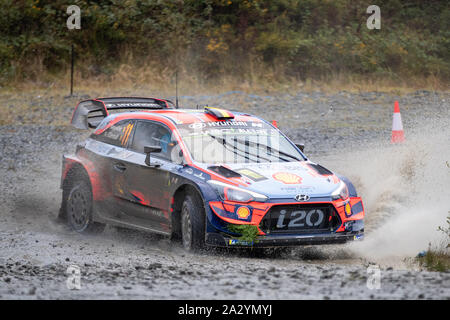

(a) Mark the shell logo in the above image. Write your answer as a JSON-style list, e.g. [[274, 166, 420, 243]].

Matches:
[[236, 206, 251, 219], [272, 172, 302, 184], [345, 202, 352, 216]]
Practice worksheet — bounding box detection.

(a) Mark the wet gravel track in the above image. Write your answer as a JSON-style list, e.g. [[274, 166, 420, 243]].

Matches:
[[0, 90, 449, 299]]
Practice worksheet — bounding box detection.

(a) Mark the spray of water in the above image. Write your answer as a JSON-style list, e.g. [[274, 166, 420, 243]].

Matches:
[[320, 119, 450, 263]]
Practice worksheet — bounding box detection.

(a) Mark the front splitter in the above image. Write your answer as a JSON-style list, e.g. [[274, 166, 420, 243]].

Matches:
[[206, 231, 364, 247]]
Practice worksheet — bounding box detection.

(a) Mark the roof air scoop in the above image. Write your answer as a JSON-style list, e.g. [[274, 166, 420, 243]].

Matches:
[[204, 107, 234, 120]]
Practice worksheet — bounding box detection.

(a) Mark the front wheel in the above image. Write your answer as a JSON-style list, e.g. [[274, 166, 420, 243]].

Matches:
[[181, 194, 205, 251], [65, 178, 105, 234]]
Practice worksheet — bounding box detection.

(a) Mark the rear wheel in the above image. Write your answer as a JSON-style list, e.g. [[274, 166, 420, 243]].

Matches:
[[65, 178, 105, 234], [180, 193, 205, 251]]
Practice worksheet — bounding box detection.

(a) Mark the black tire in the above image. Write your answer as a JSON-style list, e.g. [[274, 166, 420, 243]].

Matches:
[[65, 178, 105, 234], [181, 193, 205, 251]]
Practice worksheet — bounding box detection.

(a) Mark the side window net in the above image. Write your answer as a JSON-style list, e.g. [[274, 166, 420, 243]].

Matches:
[[94, 120, 134, 147]]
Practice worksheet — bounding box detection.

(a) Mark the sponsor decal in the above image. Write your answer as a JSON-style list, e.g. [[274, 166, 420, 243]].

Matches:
[[207, 121, 248, 127], [105, 102, 162, 108], [344, 202, 352, 216], [120, 122, 134, 146], [228, 239, 253, 246], [183, 166, 210, 181], [254, 163, 303, 171], [236, 206, 251, 219], [212, 120, 244, 126], [168, 176, 179, 186], [235, 168, 267, 182], [276, 209, 324, 229], [184, 121, 264, 129], [354, 234, 364, 241], [272, 172, 302, 184], [280, 186, 316, 193]]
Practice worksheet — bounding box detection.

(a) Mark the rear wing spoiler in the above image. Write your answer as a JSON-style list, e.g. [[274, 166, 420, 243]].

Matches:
[[70, 97, 173, 129]]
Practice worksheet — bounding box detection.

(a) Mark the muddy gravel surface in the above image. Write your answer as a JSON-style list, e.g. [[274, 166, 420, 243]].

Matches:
[[0, 90, 449, 299]]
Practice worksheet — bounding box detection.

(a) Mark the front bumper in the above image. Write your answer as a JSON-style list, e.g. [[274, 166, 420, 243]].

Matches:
[[205, 197, 365, 247], [206, 230, 364, 248]]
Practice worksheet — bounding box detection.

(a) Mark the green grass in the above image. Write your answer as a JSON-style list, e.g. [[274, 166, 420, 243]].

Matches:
[[416, 213, 450, 272], [227, 224, 260, 243], [416, 249, 450, 272]]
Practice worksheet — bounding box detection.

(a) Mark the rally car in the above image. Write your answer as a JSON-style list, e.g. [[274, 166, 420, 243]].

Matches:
[[59, 97, 364, 250]]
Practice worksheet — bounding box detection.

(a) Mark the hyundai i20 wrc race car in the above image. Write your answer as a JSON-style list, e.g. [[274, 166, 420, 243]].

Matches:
[[59, 97, 365, 250]]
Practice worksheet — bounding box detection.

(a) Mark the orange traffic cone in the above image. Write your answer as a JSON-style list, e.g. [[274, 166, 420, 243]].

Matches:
[[391, 101, 405, 143], [271, 120, 278, 128]]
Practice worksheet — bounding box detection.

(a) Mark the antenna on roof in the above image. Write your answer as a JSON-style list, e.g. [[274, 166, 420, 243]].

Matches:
[[175, 69, 179, 109]]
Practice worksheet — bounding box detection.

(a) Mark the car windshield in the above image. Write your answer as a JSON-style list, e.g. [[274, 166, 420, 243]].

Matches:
[[176, 120, 304, 164]]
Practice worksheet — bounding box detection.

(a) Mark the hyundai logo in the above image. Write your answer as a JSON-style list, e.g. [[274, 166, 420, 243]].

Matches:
[[189, 122, 206, 130], [295, 194, 310, 202]]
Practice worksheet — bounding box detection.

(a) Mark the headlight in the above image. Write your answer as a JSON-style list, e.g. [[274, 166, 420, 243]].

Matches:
[[207, 180, 268, 203], [331, 181, 349, 200]]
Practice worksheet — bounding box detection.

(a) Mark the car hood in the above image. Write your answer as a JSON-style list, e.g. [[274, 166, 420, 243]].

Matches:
[[201, 161, 341, 199]]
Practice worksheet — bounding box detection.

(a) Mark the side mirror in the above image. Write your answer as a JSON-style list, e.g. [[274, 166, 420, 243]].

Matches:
[[144, 145, 162, 167], [295, 143, 305, 152]]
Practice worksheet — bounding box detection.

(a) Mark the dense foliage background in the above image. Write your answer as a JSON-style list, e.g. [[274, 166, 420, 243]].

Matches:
[[1, 0, 449, 85]]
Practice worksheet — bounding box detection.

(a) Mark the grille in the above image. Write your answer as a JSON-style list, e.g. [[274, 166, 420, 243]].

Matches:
[[259, 203, 341, 234]]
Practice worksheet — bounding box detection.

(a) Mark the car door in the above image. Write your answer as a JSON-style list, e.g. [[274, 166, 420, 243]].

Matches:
[[96, 119, 136, 219], [118, 120, 179, 233]]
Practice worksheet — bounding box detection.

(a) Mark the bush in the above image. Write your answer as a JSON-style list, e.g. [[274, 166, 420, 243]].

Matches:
[[0, 0, 448, 85], [416, 213, 450, 272]]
